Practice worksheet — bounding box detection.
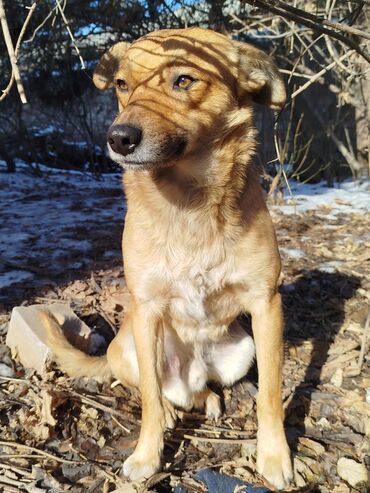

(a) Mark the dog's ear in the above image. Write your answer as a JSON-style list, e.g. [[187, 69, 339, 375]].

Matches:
[[93, 42, 131, 90], [234, 41, 286, 110]]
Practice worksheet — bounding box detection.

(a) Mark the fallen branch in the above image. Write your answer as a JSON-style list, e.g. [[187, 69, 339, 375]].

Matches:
[[183, 434, 256, 444]]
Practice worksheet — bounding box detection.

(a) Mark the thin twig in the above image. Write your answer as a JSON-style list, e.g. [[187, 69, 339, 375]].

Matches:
[[242, 0, 370, 64], [358, 306, 370, 370], [0, 1, 36, 103], [183, 434, 256, 444], [25, 4, 58, 43], [0, 441, 81, 464], [55, 0, 85, 70], [68, 390, 140, 425], [111, 415, 131, 434], [290, 50, 354, 99]]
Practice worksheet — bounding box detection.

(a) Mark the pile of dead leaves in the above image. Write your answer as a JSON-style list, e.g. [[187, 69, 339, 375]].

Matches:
[[0, 204, 369, 492]]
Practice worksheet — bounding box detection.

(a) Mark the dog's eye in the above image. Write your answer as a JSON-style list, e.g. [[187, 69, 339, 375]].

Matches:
[[173, 75, 196, 90], [116, 79, 128, 91]]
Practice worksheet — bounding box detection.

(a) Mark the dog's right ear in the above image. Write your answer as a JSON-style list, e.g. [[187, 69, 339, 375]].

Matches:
[[234, 41, 286, 110], [93, 42, 131, 90]]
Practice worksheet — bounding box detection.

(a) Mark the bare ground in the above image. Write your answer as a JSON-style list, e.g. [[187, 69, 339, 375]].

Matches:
[[0, 175, 369, 493]]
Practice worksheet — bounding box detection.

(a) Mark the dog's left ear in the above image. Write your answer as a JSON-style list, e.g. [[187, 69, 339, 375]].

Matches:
[[234, 41, 286, 110]]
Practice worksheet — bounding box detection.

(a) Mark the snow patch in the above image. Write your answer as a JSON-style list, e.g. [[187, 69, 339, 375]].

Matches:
[[0, 270, 34, 289], [280, 247, 305, 259], [274, 180, 369, 216]]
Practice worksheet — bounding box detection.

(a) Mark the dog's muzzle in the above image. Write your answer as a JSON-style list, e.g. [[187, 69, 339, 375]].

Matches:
[[107, 124, 142, 156]]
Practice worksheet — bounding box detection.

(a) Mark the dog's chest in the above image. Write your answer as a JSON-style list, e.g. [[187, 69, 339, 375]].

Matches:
[[167, 252, 245, 342]]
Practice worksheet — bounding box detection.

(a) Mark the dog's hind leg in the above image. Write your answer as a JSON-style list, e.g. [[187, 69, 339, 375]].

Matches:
[[207, 320, 255, 387], [193, 388, 221, 420]]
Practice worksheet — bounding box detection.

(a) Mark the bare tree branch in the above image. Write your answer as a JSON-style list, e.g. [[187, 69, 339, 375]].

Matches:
[[55, 0, 86, 70], [269, 0, 370, 41], [290, 50, 355, 100], [242, 0, 370, 64], [0, 1, 36, 104]]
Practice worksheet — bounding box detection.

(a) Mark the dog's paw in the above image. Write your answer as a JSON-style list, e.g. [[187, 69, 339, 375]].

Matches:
[[193, 390, 221, 420], [122, 452, 160, 481], [163, 399, 177, 430], [205, 391, 221, 420], [257, 440, 293, 490]]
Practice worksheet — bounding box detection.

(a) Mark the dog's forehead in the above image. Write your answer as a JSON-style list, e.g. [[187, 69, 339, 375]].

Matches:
[[124, 28, 238, 77]]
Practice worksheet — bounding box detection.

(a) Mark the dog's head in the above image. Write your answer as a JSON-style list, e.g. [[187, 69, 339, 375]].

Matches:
[[94, 28, 285, 170]]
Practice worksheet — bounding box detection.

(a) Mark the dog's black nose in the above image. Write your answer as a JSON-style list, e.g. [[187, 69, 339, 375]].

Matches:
[[107, 124, 142, 156]]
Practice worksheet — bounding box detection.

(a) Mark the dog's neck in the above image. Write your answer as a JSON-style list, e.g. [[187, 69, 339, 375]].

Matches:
[[151, 111, 259, 209], [124, 108, 265, 233]]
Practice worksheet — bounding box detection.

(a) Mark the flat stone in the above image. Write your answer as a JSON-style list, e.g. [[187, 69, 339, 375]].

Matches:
[[337, 457, 369, 488], [6, 304, 91, 374]]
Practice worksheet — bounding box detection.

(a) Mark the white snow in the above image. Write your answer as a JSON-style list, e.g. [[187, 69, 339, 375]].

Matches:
[[279, 247, 305, 259], [0, 271, 34, 289], [0, 161, 368, 291], [318, 261, 343, 274], [0, 160, 125, 291], [274, 180, 369, 216]]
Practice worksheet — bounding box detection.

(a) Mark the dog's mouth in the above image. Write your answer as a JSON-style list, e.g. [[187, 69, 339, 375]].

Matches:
[[108, 137, 187, 170]]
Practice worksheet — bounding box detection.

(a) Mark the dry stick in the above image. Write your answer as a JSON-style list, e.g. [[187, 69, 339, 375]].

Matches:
[[0, 476, 29, 488], [111, 415, 131, 434], [176, 426, 254, 437], [0, 462, 33, 477], [358, 306, 370, 370], [253, 0, 370, 41], [55, 0, 85, 70], [0, 462, 32, 478], [25, 4, 58, 43], [0, 2, 36, 102], [290, 50, 355, 100], [0, 441, 81, 465], [325, 35, 369, 77], [0, 1, 36, 103], [242, 0, 370, 64], [68, 390, 140, 425], [272, 114, 296, 212], [183, 434, 256, 444]]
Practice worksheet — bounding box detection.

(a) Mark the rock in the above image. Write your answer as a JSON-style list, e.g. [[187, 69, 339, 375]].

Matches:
[[61, 463, 92, 482], [337, 457, 369, 487], [6, 304, 92, 374], [331, 368, 343, 387], [240, 440, 256, 458], [298, 436, 325, 457], [0, 362, 14, 377]]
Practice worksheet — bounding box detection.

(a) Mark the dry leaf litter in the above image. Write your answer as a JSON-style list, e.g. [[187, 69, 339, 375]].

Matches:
[[0, 169, 369, 492]]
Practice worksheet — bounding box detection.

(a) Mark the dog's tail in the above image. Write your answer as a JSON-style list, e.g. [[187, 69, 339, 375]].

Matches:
[[41, 311, 112, 381]]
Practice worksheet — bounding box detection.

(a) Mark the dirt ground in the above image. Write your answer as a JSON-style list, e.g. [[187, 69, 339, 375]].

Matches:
[[0, 168, 369, 493]]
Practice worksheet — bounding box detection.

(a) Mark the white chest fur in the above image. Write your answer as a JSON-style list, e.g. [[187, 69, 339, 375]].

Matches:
[[164, 241, 245, 343]]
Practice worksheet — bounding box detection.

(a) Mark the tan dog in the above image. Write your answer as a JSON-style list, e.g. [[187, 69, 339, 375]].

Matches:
[[46, 28, 293, 489]]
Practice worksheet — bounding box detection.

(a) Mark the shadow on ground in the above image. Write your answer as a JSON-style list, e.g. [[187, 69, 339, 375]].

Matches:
[[281, 270, 361, 446]]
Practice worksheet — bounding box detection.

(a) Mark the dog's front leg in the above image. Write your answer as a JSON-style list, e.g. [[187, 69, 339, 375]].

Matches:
[[250, 293, 293, 490], [122, 301, 165, 481]]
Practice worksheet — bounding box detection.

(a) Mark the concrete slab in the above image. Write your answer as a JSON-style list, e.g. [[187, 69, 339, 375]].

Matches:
[[6, 303, 92, 374]]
